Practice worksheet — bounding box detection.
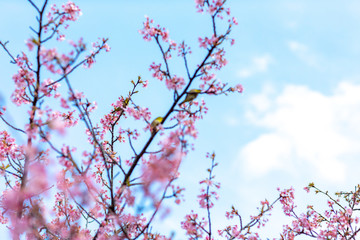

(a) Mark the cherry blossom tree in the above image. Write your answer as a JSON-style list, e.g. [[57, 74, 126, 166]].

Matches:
[[0, 0, 241, 239], [1, 0, 359, 240]]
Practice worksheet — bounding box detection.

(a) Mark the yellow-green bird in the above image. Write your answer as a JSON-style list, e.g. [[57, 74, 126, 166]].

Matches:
[[111, 97, 130, 113], [179, 89, 201, 106], [150, 117, 163, 133]]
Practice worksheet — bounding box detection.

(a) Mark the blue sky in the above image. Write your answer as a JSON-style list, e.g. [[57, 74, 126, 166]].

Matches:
[[1, 0, 360, 238]]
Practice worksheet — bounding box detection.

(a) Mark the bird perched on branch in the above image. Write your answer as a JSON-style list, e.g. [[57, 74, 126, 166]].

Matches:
[[111, 97, 130, 113], [150, 117, 163, 133], [179, 89, 201, 106]]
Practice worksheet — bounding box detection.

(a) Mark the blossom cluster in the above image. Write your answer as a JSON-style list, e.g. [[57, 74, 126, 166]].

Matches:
[[0, 0, 246, 239], [139, 16, 170, 42], [47, 1, 82, 40], [279, 184, 360, 239]]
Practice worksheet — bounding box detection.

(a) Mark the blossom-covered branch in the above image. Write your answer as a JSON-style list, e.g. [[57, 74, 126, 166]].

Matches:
[[0, 0, 243, 239]]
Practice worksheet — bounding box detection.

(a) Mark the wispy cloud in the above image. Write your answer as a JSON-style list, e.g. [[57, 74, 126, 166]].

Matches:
[[224, 115, 240, 127], [287, 41, 319, 67], [237, 54, 273, 78], [238, 81, 360, 182]]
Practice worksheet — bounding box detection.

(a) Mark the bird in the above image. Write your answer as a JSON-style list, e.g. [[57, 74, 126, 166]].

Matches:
[[150, 117, 163, 133], [111, 97, 129, 113], [179, 89, 201, 106]]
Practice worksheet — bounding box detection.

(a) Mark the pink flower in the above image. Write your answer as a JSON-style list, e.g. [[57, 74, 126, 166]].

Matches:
[[139, 16, 172, 43], [0, 106, 5, 116], [231, 84, 243, 93], [125, 106, 151, 121], [25, 38, 35, 51], [60, 98, 70, 109], [25, 162, 48, 196], [165, 75, 185, 90], [149, 62, 164, 80], [48, 118, 66, 135], [181, 212, 206, 238], [195, 0, 205, 5], [103, 43, 111, 52], [278, 187, 296, 216], [61, 1, 82, 21]]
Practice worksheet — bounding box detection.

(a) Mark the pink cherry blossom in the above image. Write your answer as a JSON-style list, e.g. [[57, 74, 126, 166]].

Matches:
[[0, 0, 247, 238]]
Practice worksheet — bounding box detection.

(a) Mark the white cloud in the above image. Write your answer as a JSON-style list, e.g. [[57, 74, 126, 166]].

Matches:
[[287, 41, 319, 67], [239, 81, 360, 182], [241, 133, 292, 177], [237, 55, 273, 78], [224, 115, 239, 127]]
